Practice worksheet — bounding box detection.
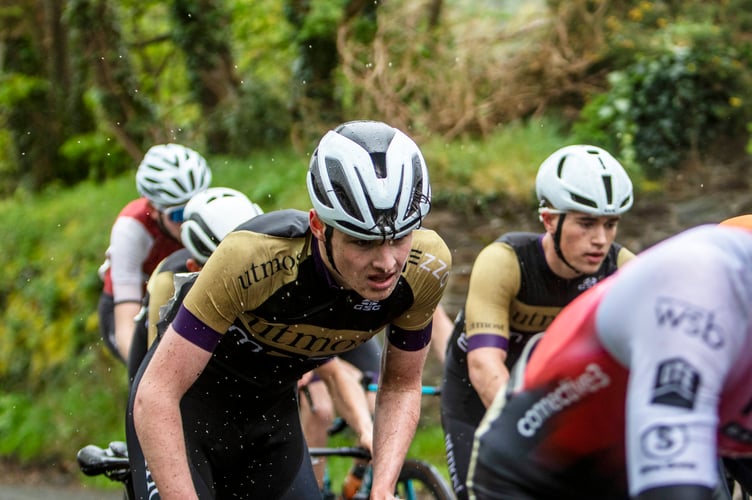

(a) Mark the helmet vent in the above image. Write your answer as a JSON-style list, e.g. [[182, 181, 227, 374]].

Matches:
[[326, 157, 365, 223], [601, 174, 613, 204], [570, 193, 597, 209], [556, 156, 567, 178], [372, 152, 387, 178], [187, 225, 215, 261]]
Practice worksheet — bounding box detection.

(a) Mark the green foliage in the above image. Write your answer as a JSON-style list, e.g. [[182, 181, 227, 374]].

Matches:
[[0, 73, 48, 105], [60, 133, 132, 181], [211, 81, 293, 155], [574, 24, 752, 178], [426, 118, 574, 208]]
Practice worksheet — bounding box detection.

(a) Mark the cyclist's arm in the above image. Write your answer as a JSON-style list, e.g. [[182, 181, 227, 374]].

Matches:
[[315, 357, 374, 452], [468, 346, 509, 407], [370, 329, 430, 499], [114, 301, 142, 361], [133, 323, 212, 500], [595, 235, 744, 499], [110, 217, 153, 360], [465, 242, 519, 407], [429, 304, 454, 364]]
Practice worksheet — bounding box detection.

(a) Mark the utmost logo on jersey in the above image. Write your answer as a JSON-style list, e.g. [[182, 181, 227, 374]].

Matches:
[[237, 253, 302, 289], [640, 424, 689, 460], [655, 297, 725, 350], [354, 299, 381, 311], [517, 363, 610, 437], [244, 317, 361, 354], [408, 249, 450, 286], [721, 422, 752, 445], [509, 300, 558, 332], [650, 358, 700, 409]]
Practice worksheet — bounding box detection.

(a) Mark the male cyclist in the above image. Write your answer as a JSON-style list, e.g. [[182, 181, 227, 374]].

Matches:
[[131, 121, 451, 499], [126, 186, 264, 380], [441, 145, 635, 499], [97, 144, 211, 363], [470, 215, 752, 500]]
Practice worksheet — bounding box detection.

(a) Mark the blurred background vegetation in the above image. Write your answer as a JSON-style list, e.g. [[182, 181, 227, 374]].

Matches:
[[2, 0, 752, 486]]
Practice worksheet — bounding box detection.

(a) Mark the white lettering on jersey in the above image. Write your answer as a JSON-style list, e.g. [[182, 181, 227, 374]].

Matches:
[[655, 297, 725, 350], [517, 363, 611, 437], [354, 299, 381, 311]]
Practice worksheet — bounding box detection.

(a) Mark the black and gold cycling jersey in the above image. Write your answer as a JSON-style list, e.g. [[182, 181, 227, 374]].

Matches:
[[463, 231, 634, 353], [171, 209, 451, 387], [143, 247, 191, 346]]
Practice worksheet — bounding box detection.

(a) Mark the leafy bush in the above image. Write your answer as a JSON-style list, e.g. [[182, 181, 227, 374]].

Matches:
[[574, 23, 752, 178]]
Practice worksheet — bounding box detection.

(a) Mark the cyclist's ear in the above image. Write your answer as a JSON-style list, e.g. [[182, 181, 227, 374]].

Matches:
[[309, 209, 327, 241]]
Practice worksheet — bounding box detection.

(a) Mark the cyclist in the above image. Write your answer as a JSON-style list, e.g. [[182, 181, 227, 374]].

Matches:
[[131, 120, 451, 499], [470, 216, 752, 500], [441, 144, 635, 499], [97, 143, 211, 363], [126, 186, 264, 380]]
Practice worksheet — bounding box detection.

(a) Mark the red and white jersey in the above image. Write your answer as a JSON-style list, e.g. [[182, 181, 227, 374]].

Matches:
[[100, 198, 182, 303]]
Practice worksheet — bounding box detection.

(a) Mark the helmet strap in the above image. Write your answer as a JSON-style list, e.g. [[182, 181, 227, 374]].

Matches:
[[552, 213, 583, 275], [323, 225, 340, 276]]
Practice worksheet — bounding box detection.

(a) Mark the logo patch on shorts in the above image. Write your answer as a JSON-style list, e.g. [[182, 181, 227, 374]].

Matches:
[[651, 358, 700, 409]]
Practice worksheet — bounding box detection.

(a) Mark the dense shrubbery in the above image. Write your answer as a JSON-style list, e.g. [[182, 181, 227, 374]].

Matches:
[[574, 22, 752, 178]]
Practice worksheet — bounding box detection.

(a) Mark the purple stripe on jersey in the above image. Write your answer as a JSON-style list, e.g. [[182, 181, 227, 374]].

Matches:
[[172, 305, 222, 352], [387, 323, 432, 351], [467, 333, 509, 352]]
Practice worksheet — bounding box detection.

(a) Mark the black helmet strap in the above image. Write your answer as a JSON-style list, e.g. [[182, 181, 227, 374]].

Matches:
[[552, 213, 583, 275]]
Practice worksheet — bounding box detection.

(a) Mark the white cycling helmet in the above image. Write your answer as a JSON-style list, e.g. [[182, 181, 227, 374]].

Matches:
[[180, 187, 264, 264], [536, 145, 633, 216], [307, 120, 431, 240], [136, 144, 212, 210]]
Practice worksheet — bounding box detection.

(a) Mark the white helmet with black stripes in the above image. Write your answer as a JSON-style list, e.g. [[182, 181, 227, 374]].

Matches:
[[307, 120, 431, 240], [136, 143, 212, 210], [536, 145, 633, 216]]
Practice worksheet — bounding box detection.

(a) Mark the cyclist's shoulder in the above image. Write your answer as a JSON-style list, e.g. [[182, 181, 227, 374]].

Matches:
[[116, 197, 152, 221], [472, 232, 532, 269], [498, 231, 540, 247], [159, 248, 192, 273], [411, 227, 451, 258], [234, 209, 310, 238]]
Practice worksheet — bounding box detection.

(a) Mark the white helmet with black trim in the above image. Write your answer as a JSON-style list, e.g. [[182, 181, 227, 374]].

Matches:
[[307, 120, 431, 240], [136, 144, 212, 209], [536, 145, 633, 216], [180, 187, 263, 264]]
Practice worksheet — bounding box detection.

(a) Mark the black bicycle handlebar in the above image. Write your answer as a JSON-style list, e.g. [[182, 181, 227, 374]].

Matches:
[[77, 442, 130, 476], [308, 446, 371, 460]]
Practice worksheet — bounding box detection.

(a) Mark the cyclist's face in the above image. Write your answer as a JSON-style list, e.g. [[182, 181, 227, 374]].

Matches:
[[148, 203, 183, 240], [311, 212, 412, 301], [547, 211, 620, 275]]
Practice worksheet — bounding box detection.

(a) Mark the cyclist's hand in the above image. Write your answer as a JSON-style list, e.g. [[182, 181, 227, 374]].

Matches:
[[297, 370, 314, 388], [357, 431, 373, 456]]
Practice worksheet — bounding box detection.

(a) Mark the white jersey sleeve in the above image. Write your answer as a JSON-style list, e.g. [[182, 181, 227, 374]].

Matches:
[[107, 216, 154, 303], [595, 225, 752, 496]]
